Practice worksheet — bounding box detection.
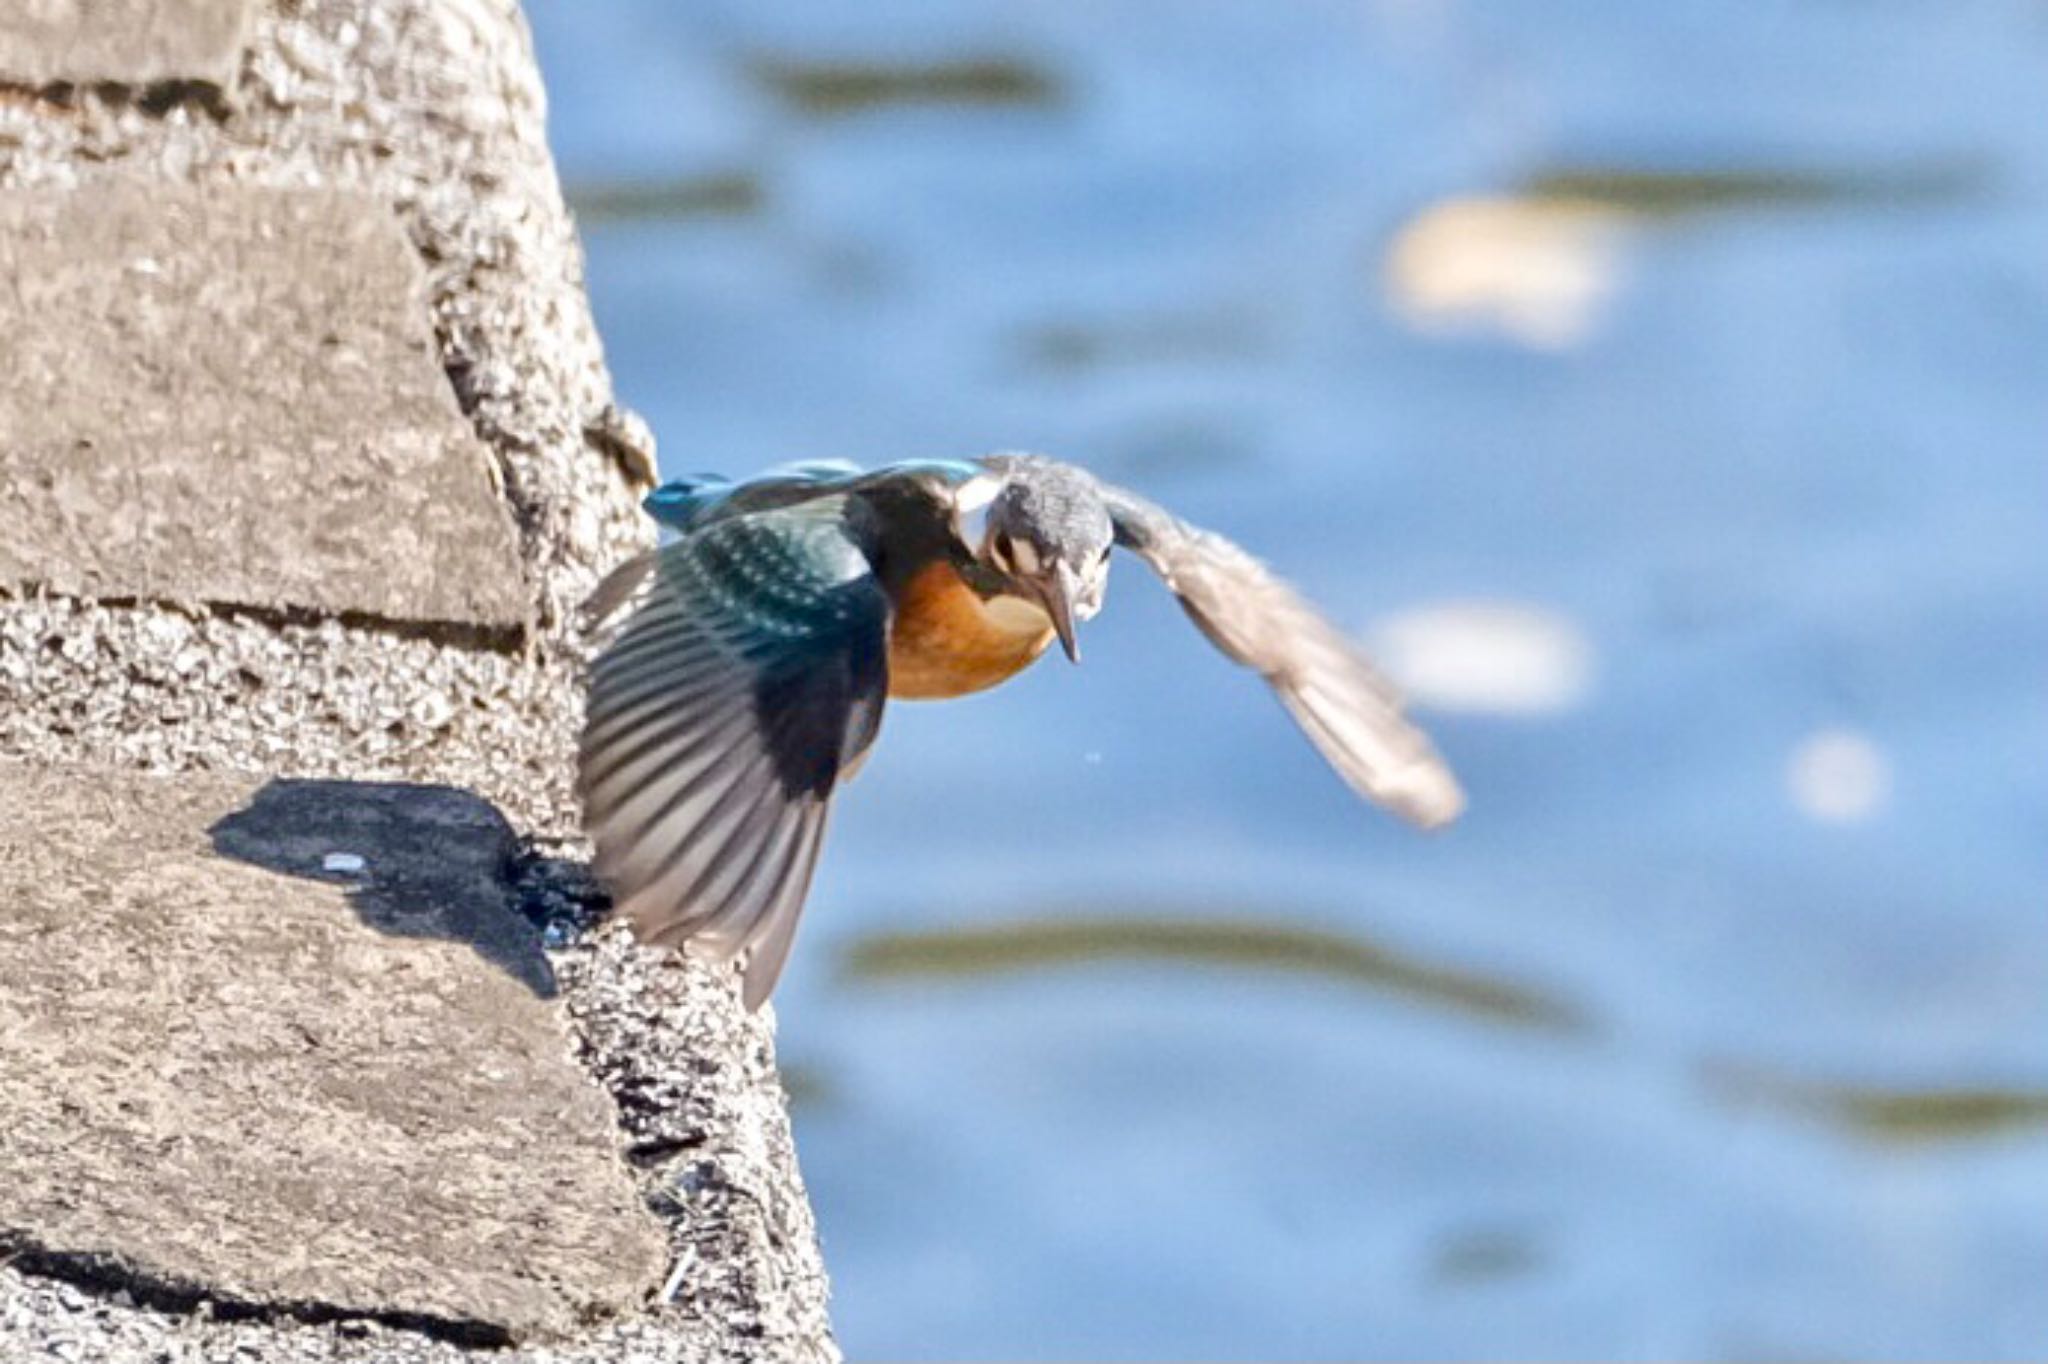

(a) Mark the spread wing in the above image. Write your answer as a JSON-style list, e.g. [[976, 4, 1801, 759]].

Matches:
[[579, 501, 889, 1009], [1099, 483, 1464, 828]]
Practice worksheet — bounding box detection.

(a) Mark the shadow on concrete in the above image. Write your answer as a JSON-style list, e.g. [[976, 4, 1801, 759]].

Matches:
[[209, 778, 555, 997]]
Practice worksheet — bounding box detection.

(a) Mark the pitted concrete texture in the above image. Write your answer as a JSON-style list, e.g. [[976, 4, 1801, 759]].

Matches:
[[0, 764, 669, 1344], [0, 0, 254, 87], [1, 0, 657, 637], [0, 0, 838, 1357], [0, 184, 528, 634]]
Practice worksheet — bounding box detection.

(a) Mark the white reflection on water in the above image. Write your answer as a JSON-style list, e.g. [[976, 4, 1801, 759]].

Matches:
[[1786, 728, 1892, 825], [1384, 196, 1628, 350], [1371, 601, 1595, 715]]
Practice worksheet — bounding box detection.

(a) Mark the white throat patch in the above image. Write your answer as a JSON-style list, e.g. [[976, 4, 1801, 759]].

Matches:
[[980, 591, 1052, 635]]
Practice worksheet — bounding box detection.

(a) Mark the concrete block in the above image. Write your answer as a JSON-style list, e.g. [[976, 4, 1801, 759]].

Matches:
[[0, 0, 255, 88], [0, 184, 528, 634], [0, 765, 667, 1342]]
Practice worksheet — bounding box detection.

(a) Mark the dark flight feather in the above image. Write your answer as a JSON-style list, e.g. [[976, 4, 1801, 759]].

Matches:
[[578, 500, 891, 1008]]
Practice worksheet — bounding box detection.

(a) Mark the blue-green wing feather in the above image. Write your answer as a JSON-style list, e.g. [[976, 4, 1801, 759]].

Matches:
[[580, 499, 890, 1008], [642, 458, 984, 535]]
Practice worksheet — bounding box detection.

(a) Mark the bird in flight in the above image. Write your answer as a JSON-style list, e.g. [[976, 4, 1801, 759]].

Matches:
[[579, 454, 1463, 1009]]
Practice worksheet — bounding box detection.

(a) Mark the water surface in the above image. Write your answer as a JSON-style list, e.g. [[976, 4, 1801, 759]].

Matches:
[[531, 2, 2048, 1357]]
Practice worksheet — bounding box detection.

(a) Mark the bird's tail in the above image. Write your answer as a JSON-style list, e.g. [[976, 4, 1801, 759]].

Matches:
[[643, 473, 734, 532], [643, 460, 869, 533]]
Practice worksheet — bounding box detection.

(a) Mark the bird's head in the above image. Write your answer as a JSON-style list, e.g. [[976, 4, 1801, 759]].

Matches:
[[979, 470, 1114, 662]]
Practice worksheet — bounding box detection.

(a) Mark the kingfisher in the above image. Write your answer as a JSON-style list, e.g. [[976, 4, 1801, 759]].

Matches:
[[578, 453, 1463, 1009]]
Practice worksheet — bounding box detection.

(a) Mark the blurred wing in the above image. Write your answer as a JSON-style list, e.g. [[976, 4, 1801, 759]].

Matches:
[[1100, 483, 1464, 828], [579, 503, 889, 1008], [580, 549, 661, 628]]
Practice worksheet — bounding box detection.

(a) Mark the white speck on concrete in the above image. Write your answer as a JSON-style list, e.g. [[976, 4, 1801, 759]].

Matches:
[[659, 1246, 697, 1305]]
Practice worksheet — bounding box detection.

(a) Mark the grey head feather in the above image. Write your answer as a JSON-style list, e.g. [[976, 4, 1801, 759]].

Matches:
[[973, 455, 1116, 645], [981, 456, 1116, 567]]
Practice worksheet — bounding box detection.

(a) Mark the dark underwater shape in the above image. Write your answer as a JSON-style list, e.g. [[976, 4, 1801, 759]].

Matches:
[[1517, 159, 1988, 218], [839, 911, 1586, 1034], [566, 172, 764, 225], [747, 56, 1062, 116], [1707, 1063, 2048, 1144]]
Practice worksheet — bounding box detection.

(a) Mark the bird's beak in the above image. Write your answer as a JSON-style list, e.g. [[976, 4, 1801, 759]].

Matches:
[[1042, 563, 1082, 663]]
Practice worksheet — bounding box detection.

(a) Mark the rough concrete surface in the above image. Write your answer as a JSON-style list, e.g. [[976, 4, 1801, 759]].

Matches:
[[0, 0, 836, 1359], [0, 183, 528, 633], [0, 0, 255, 87], [0, 764, 667, 1342]]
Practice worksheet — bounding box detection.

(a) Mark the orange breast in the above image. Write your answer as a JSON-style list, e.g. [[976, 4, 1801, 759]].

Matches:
[[888, 559, 1054, 699]]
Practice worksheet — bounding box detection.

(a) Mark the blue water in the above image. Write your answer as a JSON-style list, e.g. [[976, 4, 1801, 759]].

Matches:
[[529, 3, 2048, 1357]]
